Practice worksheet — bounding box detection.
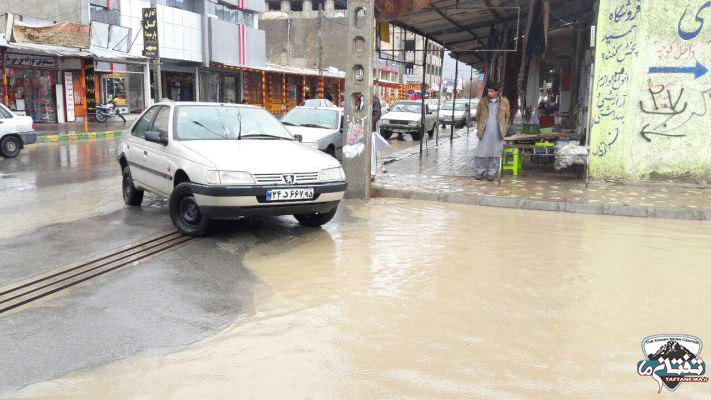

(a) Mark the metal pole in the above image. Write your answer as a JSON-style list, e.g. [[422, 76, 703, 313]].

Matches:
[[450, 59, 459, 143], [467, 65, 473, 137], [419, 37, 428, 155], [585, 61, 595, 189], [80, 60, 88, 133], [1, 48, 8, 106], [150, 0, 162, 101], [436, 49, 444, 147]]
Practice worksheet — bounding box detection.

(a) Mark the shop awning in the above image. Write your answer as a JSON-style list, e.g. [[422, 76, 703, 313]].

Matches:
[[378, 0, 594, 69], [1, 33, 147, 62]]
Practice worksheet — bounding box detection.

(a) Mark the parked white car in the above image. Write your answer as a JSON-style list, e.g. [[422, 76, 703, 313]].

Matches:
[[281, 106, 343, 159], [0, 103, 36, 158], [379, 100, 438, 141], [438, 101, 471, 128], [117, 102, 347, 236]]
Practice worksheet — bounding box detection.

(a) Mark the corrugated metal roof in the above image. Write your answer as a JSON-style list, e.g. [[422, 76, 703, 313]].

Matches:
[[380, 0, 595, 69]]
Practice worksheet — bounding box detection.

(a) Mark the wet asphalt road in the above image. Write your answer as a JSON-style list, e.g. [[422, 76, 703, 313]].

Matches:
[[0, 136, 423, 396], [0, 139, 331, 395]]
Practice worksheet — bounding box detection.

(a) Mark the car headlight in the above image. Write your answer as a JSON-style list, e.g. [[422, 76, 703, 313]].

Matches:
[[408, 121, 418, 126], [206, 170, 255, 185], [381, 119, 390, 125], [319, 166, 345, 182]]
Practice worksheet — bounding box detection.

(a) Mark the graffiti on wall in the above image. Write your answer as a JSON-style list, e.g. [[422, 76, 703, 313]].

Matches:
[[343, 114, 367, 158], [638, 1, 709, 143], [592, 0, 642, 157]]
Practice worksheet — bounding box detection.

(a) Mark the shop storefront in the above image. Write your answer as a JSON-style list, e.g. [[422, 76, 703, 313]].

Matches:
[[1, 53, 59, 122], [199, 68, 243, 104], [96, 62, 146, 114], [162, 71, 195, 101]]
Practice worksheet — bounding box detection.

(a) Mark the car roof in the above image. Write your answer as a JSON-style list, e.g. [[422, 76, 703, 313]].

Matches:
[[291, 106, 341, 111], [156, 101, 262, 109]]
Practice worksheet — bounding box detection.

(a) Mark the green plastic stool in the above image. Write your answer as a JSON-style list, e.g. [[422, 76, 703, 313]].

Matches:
[[502, 148, 522, 176]]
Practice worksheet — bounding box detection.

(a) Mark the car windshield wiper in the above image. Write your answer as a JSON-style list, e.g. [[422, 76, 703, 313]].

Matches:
[[281, 121, 297, 126], [192, 121, 228, 139], [299, 123, 331, 129], [240, 134, 293, 140]]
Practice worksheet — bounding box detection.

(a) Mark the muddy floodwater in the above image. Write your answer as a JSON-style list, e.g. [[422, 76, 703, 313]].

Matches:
[[12, 199, 711, 399]]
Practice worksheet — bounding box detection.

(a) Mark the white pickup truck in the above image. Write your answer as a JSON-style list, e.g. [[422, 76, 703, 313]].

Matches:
[[0, 103, 36, 158]]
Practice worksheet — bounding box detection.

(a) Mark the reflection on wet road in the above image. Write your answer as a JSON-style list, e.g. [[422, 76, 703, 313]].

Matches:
[[13, 199, 711, 399]]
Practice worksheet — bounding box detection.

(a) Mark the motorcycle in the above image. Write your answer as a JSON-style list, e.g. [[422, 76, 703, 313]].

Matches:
[[95, 99, 126, 123]]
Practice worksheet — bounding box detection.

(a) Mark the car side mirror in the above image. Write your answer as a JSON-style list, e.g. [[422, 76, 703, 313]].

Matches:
[[145, 130, 168, 145], [294, 134, 303, 142]]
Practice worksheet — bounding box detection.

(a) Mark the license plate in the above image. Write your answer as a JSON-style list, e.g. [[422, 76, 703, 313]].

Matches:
[[266, 188, 314, 201]]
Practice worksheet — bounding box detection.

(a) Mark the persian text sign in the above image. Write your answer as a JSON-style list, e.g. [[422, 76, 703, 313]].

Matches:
[[13, 22, 90, 48], [4, 53, 57, 68], [142, 8, 159, 58]]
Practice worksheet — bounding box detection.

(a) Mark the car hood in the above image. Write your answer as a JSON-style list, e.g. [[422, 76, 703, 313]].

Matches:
[[382, 111, 420, 122], [177, 139, 341, 173], [285, 126, 338, 143], [439, 109, 467, 117]]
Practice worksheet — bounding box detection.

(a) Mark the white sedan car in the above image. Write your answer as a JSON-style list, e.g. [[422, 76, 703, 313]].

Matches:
[[281, 106, 343, 159], [0, 103, 36, 158], [118, 102, 347, 236]]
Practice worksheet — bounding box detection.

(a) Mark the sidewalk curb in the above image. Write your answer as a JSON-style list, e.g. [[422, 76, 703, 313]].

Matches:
[[371, 186, 711, 221], [33, 131, 124, 144]]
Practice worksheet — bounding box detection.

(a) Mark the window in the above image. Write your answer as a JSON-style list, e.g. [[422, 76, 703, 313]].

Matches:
[[0, 104, 12, 118], [208, 1, 253, 26], [157, 0, 198, 12], [132, 106, 160, 139], [152, 106, 171, 140], [175, 105, 293, 141], [90, 4, 120, 25]]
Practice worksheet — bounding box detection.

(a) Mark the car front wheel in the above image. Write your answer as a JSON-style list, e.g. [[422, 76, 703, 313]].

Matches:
[[169, 182, 210, 236], [294, 207, 337, 227], [0, 136, 22, 158], [122, 166, 144, 206], [380, 130, 392, 140]]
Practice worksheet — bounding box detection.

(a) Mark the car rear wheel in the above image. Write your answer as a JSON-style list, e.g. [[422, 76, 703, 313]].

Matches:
[[380, 130, 392, 140], [411, 132, 422, 141], [169, 182, 210, 236], [0, 136, 22, 158], [294, 207, 338, 227], [122, 166, 144, 206]]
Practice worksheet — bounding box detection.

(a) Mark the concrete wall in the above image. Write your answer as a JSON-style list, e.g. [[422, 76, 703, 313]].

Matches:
[[0, 0, 86, 24], [590, 0, 711, 182], [260, 11, 347, 71]]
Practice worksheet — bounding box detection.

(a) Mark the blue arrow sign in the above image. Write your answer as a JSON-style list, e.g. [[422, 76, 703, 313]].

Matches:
[[649, 62, 708, 80]]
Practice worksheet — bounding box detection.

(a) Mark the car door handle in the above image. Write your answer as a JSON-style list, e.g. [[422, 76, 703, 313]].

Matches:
[[143, 150, 148, 156]]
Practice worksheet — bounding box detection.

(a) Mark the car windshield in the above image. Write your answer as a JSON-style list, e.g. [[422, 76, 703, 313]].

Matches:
[[300, 99, 334, 108], [442, 102, 467, 111], [281, 108, 339, 129], [175, 105, 294, 141], [391, 102, 421, 113]]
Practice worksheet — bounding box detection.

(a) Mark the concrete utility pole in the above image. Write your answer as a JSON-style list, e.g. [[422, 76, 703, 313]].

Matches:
[[150, 0, 162, 101], [318, 3, 324, 77], [342, 0, 375, 199], [419, 36, 428, 155]]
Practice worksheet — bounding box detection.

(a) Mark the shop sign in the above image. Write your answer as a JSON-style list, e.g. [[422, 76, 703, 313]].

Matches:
[[64, 72, 76, 122], [12, 21, 90, 48], [142, 8, 159, 58], [4, 53, 57, 68], [84, 59, 97, 115]]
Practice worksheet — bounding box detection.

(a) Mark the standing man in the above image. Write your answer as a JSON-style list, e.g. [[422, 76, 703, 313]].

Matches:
[[475, 82, 511, 181]]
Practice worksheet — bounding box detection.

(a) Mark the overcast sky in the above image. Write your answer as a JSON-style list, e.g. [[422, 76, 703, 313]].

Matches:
[[442, 52, 482, 81]]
